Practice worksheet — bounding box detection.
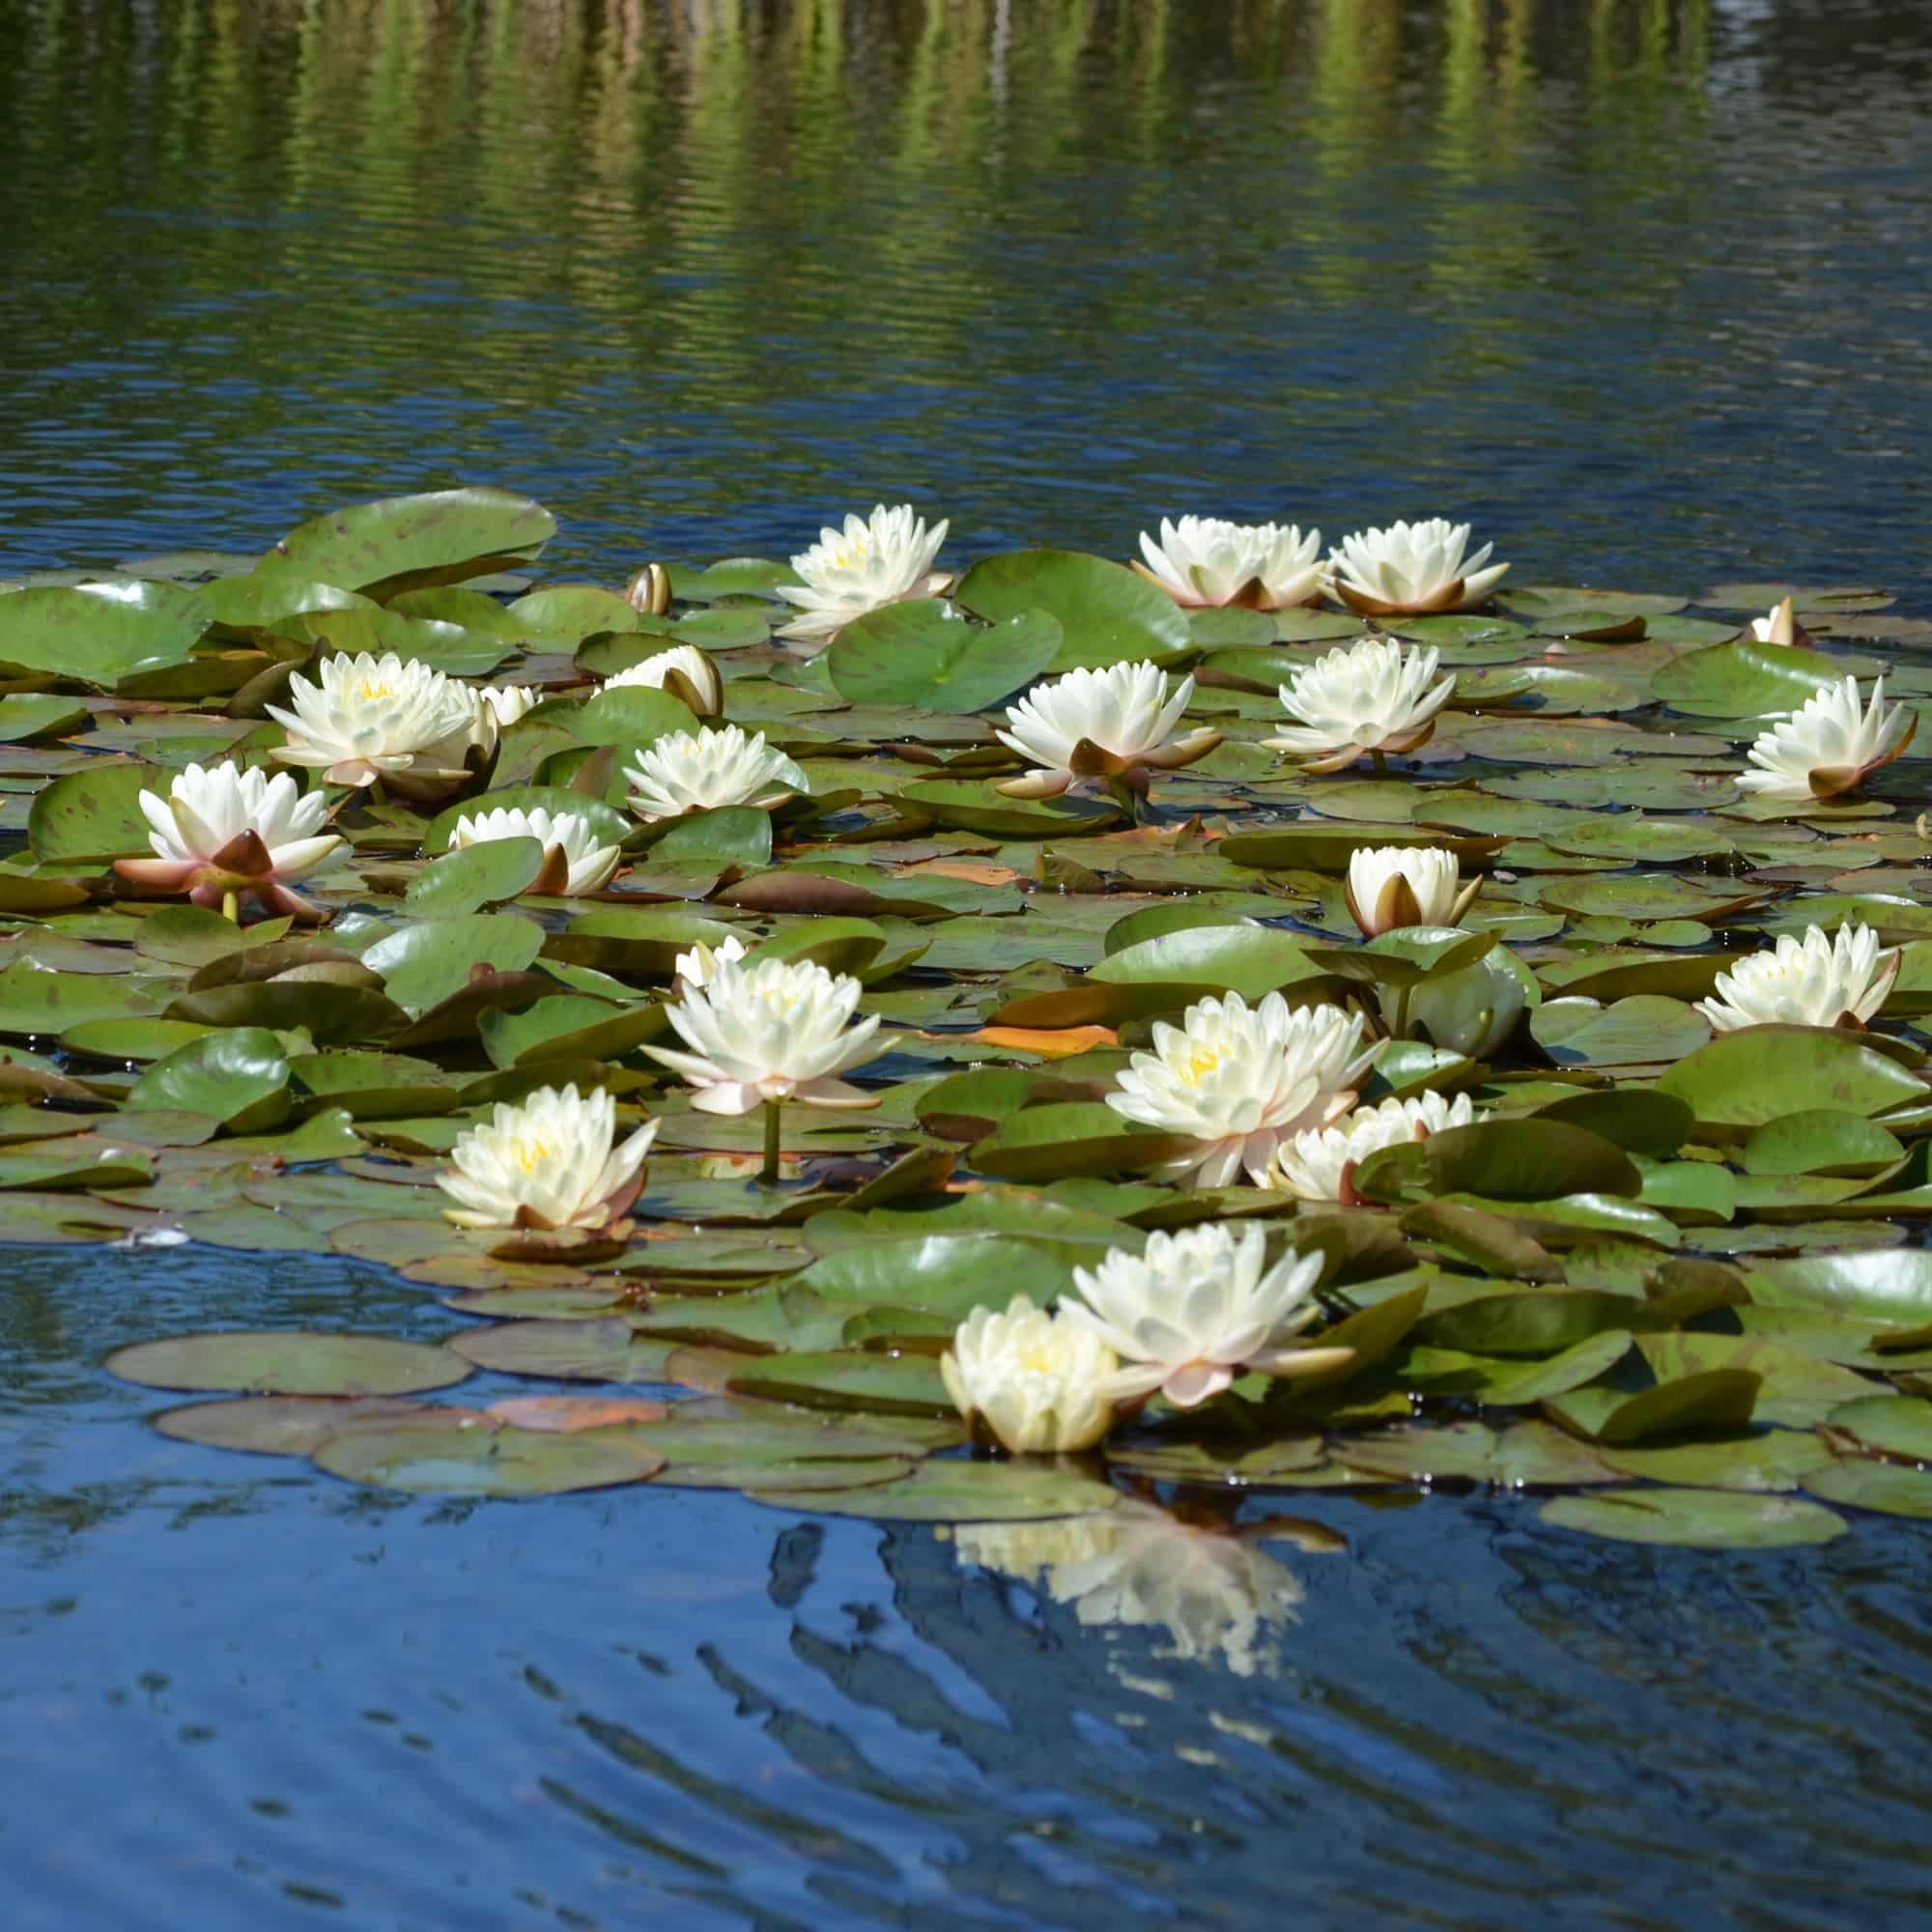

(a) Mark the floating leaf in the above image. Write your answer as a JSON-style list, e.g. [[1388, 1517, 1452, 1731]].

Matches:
[[154, 1394, 443, 1456], [312, 1413, 664, 1493], [827, 602, 1062, 713], [0, 582, 207, 685], [260, 487, 556, 597], [1824, 1394, 1932, 1462], [1658, 1027, 1925, 1130], [1804, 1459, 1932, 1518], [954, 549, 1189, 670], [128, 1027, 290, 1130], [1538, 1488, 1845, 1548], [107, 1331, 472, 1396], [746, 1457, 1119, 1521]]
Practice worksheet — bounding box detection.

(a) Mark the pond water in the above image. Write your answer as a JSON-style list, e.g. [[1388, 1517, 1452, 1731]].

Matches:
[[6, 2, 1932, 1926]]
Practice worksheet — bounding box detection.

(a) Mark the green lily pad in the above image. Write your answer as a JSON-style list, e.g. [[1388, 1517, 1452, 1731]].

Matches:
[[1825, 1394, 1932, 1461], [968, 1103, 1196, 1182], [828, 602, 1063, 713], [312, 1412, 664, 1494], [1421, 1119, 1640, 1201], [1804, 1458, 1932, 1518], [403, 838, 548, 916], [954, 549, 1189, 670], [154, 1394, 447, 1457], [1659, 1027, 1925, 1130], [0, 582, 207, 686], [128, 1028, 290, 1130], [28, 761, 158, 864], [725, 1349, 953, 1416], [363, 914, 547, 1014], [106, 1330, 472, 1396], [1336, 1419, 1619, 1487], [260, 487, 555, 597], [1748, 1250, 1932, 1322], [746, 1456, 1120, 1521], [1538, 1488, 1846, 1548], [1543, 1369, 1762, 1444]]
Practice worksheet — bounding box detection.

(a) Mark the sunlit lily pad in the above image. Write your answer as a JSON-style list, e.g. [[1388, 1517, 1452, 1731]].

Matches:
[[106, 1330, 472, 1395]]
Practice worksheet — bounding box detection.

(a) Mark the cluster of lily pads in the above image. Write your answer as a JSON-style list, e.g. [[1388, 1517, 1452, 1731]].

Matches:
[[9, 485, 1932, 1568]]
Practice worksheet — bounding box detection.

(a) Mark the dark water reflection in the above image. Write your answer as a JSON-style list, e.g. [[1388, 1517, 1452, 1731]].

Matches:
[[9, 1242, 1932, 1928], [1, 0, 1929, 601]]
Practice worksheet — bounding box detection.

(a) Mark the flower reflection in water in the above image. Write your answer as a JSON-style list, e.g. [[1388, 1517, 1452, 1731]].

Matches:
[[947, 1497, 1341, 1680]]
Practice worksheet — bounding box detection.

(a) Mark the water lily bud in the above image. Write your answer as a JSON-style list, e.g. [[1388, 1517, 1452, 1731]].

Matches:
[[1396, 952, 1527, 1059], [1345, 845, 1477, 936], [625, 563, 672, 616], [605, 644, 724, 717]]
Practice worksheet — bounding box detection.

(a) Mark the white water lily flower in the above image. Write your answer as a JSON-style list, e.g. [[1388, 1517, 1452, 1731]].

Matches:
[[438, 1083, 657, 1232], [268, 650, 485, 795], [476, 683, 541, 728], [674, 933, 750, 987], [940, 1294, 1118, 1455], [1107, 992, 1382, 1187], [1325, 517, 1509, 616], [1346, 845, 1477, 936], [775, 502, 950, 643], [1749, 595, 1812, 648], [952, 1499, 1305, 1677], [1264, 636, 1458, 773], [1266, 1090, 1479, 1203], [1133, 517, 1324, 611], [646, 954, 885, 1114], [1735, 675, 1915, 802], [623, 724, 802, 822], [448, 805, 620, 896], [116, 760, 342, 922], [995, 660, 1220, 799], [605, 645, 723, 717], [1696, 922, 1899, 1032], [1062, 1223, 1349, 1408]]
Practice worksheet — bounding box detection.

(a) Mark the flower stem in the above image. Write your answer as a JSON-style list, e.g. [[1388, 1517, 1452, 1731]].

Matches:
[[220, 888, 240, 924], [1370, 749, 1387, 776], [1392, 983, 1412, 1041], [760, 1097, 782, 1186]]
